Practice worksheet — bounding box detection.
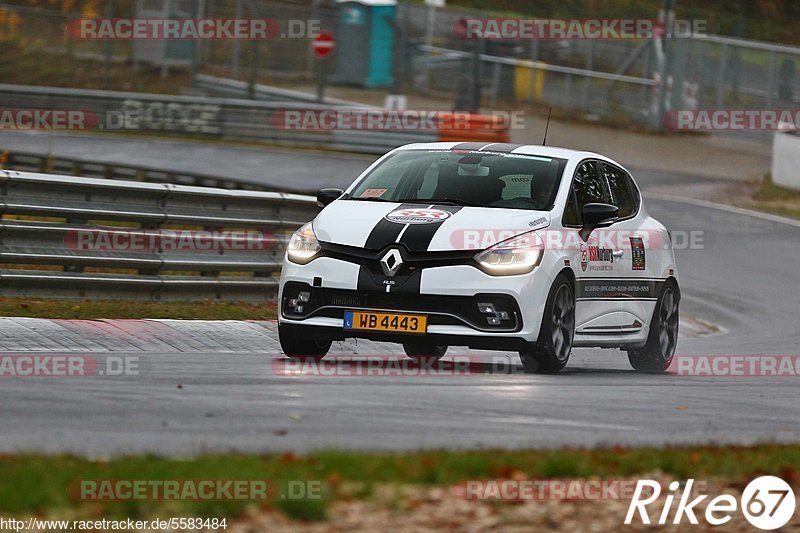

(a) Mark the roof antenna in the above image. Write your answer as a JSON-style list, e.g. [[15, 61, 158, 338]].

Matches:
[[542, 107, 552, 146]]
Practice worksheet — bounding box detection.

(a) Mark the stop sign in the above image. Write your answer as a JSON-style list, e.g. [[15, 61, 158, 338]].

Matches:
[[311, 32, 335, 58]]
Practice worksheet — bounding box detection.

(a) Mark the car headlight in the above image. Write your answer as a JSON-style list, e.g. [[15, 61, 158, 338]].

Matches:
[[287, 222, 320, 264], [474, 231, 543, 276]]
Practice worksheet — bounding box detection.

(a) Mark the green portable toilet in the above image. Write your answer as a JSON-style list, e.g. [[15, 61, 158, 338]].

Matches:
[[331, 0, 396, 88]]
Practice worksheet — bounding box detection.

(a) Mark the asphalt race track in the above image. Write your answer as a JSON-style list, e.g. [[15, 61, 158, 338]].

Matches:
[[1, 132, 799, 455], [0, 131, 373, 193]]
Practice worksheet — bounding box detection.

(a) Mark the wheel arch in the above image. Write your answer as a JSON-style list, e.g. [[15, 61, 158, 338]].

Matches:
[[556, 267, 576, 289], [665, 276, 680, 300]]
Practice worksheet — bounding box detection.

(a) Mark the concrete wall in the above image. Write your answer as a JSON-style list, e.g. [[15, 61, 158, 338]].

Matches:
[[772, 131, 800, 191]]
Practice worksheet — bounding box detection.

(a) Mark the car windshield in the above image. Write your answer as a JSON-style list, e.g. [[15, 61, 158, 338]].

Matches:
[[346, 150, 568, 210]]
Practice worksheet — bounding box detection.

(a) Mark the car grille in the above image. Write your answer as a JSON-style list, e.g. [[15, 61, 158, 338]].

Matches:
[[281, 282, 523, 332]]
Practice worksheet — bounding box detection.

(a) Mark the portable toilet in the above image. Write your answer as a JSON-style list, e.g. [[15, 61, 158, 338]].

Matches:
[[331, 0, 396, 88]]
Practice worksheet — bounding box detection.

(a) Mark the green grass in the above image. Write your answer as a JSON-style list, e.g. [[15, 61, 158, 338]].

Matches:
[[0, 298, 277, 320], [746, 177, 800, 220], [1, 445, 799, 521]]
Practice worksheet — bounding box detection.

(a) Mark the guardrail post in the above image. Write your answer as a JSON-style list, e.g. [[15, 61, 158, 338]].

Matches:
[[715, 43, 728, 108], [766, 50, 777, 108], [201, 225, 221, 278], [64, 217, 87, 274]]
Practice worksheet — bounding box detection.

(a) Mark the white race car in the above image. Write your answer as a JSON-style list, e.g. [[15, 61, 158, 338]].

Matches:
[[278, 142, 680, 373]]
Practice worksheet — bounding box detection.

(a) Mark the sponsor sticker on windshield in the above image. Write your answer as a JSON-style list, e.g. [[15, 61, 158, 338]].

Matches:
[[359, 188, 388, 198]]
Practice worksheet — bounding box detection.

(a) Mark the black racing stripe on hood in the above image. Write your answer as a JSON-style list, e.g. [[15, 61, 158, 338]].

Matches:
[[480, 143, 524, 153], [363, 203, 418, 250], [398, 205, 463, 253], [364, 219, 404, 250], [450, 142, 490, 151]]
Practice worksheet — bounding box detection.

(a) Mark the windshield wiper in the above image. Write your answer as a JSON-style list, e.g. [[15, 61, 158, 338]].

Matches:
[[345, 196, 481, 207], [396, 197, 479, 207]]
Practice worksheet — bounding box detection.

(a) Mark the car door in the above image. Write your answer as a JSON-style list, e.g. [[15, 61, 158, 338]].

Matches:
[[567, 160, 626, 334], [598, 162, 659, 331]]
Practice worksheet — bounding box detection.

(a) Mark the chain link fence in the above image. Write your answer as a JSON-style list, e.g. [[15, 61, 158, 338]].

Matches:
[[0, 0, 797, 138]]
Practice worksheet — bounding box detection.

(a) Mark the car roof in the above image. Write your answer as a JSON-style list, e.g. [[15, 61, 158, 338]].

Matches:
[[393, 142, 626, 170]]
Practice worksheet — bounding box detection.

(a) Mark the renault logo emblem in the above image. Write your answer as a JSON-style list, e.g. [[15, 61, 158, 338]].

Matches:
[[380, 248, 403, 277]]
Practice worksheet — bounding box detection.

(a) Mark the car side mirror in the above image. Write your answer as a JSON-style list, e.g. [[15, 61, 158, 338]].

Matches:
[[317, 188, 343, 207], [580, 203, 619, 240]]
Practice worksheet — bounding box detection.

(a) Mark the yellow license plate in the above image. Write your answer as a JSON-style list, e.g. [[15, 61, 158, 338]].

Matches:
[[344, 311, 427, 334]]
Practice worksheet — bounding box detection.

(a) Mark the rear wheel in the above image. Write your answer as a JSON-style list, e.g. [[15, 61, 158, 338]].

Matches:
[[519, 274, 575, 374], [403, 343, 448, 362], [279, 323, 331, 361], [627, 282, 679, 373]]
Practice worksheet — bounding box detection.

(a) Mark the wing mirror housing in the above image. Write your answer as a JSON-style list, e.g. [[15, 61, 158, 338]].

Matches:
[[580, 203, 619, 240], [317, 188, 343, 207]]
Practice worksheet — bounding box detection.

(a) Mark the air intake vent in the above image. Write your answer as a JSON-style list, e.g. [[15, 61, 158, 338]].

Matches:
[[331, 293, 363, 307]]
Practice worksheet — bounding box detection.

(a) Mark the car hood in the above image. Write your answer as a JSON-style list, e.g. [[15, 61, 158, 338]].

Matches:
[[313, 200, 551, 252]]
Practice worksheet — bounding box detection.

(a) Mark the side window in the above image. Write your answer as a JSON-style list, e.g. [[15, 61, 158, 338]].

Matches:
[[602, 164, 638, 218], [572, 161, 609, 208]]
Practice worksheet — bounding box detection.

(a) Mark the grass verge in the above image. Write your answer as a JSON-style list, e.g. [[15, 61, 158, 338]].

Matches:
[[0, 298, 276, 320], [745, 177, 800, 220], [0, 445, 798, 522]]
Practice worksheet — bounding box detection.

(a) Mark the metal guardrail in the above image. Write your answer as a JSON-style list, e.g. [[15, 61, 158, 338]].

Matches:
[[1, 150, 276, 192], [0, 169, 319, 301], [194, 74, 378, 108], [0, 83, 437, 154]]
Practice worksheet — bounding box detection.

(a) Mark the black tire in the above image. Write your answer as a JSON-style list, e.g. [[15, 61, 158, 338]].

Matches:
[[278, 323, 331, 361], [403, 343, 448, 362], [519, 274, 575, 374], [627, 281, 679, 374]]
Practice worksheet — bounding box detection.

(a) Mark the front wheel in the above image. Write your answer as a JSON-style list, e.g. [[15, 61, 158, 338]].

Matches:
[[278, 323, 332, 361], [403, 343, 448, 362], [627, 282, 679, 374], [519, 274, 575, 374]]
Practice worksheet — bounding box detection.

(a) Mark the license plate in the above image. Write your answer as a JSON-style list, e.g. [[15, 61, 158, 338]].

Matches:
[[343, 311, 427, 334]]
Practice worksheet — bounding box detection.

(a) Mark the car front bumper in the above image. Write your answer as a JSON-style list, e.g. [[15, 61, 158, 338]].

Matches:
[[278, 256, 555, 348]]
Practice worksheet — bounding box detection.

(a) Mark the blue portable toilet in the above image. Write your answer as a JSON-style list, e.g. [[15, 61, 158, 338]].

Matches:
[[332, 0, 396, 88]]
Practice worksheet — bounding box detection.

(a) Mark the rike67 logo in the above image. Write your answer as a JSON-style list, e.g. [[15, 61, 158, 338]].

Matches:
[[626, 476, 796, 530]]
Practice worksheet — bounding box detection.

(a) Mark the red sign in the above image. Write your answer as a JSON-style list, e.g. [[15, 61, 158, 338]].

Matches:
[[311, 32, 335, 58]]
